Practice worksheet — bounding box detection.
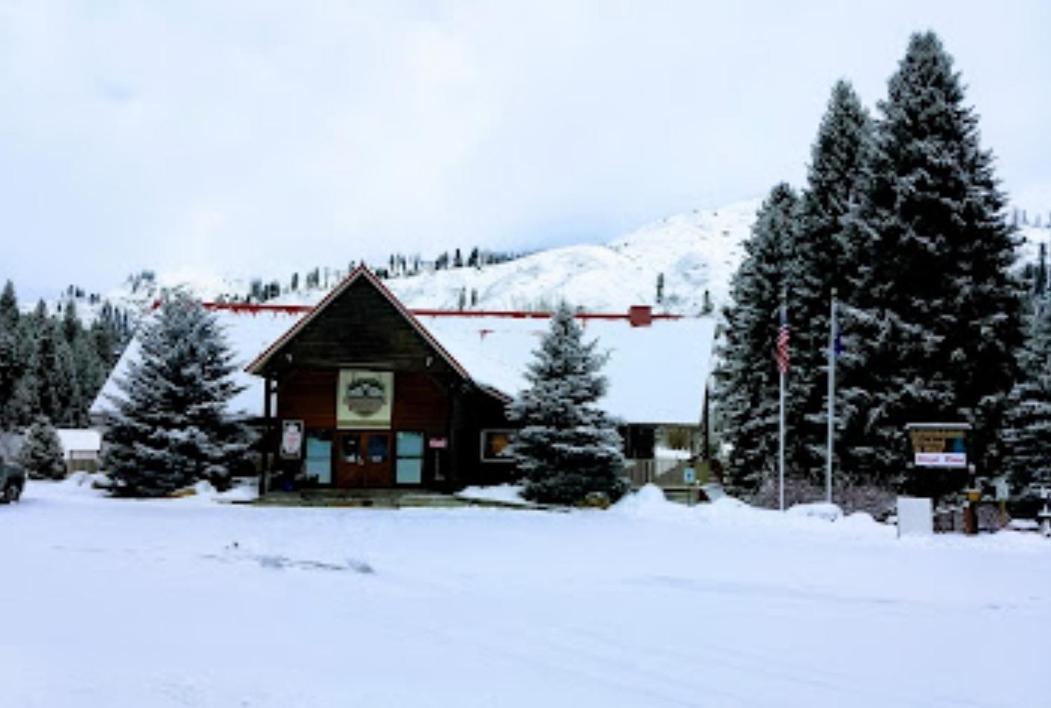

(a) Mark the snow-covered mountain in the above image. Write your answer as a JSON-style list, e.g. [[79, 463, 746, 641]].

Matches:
[[385, 199, 758, 313], [52, 198, 760, 321], [43, 199, 1051, 323]]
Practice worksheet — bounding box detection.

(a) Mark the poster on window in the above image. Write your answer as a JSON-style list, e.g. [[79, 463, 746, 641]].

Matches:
[[280, 419, 304, 459], [337, 370, 393, 429]]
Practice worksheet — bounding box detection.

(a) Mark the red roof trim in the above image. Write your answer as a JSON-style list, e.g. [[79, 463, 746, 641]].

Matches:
[[205, 301, 684, 321]]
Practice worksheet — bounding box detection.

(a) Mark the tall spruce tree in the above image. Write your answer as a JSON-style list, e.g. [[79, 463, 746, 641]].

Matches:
[[26, 311, 81, 427], [0, 281, 22, 430], [837, 32, 1022, 488], [507, 302, 627, 505], [790, 80, 873, 484], [1002, 292, 1051, 490], [104, 294, 250, 497], [715, 184, 801, 497]]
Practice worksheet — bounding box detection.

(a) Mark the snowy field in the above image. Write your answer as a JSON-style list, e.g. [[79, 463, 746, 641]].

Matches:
[[2, 481, 1049, 708]]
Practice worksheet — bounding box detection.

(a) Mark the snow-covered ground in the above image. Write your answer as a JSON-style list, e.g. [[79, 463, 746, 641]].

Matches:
[[3, 481, 1049, 707]]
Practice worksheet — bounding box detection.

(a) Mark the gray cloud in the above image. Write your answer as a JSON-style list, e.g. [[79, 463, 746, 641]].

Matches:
[[1, 1, 1048, 300]]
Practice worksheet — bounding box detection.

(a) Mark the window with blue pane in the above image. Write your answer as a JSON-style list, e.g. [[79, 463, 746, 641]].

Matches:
[[396, 432, 424, 485]]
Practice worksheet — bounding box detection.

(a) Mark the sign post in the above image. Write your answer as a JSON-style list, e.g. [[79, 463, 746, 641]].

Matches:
[[905, 423, 972, 533], [429, 437, 448, 482]]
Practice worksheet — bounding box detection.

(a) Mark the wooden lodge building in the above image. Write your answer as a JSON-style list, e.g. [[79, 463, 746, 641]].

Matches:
[[91, 267, 716, 494], [245, 267, 518, 492]]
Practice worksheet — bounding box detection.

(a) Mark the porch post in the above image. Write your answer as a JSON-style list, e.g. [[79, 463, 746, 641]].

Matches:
[[260, 374, 272, 497]]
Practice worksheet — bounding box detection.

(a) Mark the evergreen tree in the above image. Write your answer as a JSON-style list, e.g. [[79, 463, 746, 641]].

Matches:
[[714, 184, 801, 496], [837, 32, 1023, 487], [508, 303, 627, 505], [72, 333, 104, 422], [656, 272, 665, 304], [1002, 292, 1051, 490], [701, 289, 713, 315], [0, 281, 22, 430], [790, 80, 873, 484], [1035, 244, 1047, 296], [19, 416, 66, 480], [104, 294, 250, 497], [26, 313, 81, 426], [61, 299, 82, 345]]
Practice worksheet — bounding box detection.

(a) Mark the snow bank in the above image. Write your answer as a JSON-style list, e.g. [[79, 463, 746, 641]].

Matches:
[[174, 478, 259, 504], [57, 471, 110, 496], [456, 484, 529, 506], [609, 484, 691, 520], [786, 502, 843, 522]]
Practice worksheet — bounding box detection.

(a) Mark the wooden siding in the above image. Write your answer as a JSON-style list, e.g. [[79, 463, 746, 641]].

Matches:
[[260, 270, 517, 490], [261, 278, 461, 378]]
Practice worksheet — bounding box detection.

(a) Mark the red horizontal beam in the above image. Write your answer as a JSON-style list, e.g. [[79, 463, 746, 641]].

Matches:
[[199, 301, 685, 321]]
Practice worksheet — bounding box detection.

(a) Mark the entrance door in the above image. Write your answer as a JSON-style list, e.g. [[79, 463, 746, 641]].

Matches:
[[335, 431, 393, 488]]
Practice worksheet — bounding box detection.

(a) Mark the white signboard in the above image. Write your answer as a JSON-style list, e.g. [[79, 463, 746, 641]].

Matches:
[[683, 467, 696, 484], [337, 370, 393, 430], [896, 496, 933, 538], [914, 452, 966, 468]]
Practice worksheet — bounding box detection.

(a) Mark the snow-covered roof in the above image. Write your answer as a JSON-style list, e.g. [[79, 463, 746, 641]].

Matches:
[[419, 315, 714, 424], [55, 429, 102, 455], [90, 309, 307, 419], [92, 306, 714, 426]]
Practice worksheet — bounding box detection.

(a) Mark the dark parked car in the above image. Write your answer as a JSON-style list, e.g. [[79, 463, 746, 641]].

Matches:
[[1, 457, 25, 503]]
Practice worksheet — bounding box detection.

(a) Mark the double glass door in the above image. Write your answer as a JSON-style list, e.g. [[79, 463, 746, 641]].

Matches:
[[335, 431, 392, 487]]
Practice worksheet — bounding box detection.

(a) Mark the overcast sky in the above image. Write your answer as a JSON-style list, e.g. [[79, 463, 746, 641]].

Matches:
[[1, 1, 1049, 301]]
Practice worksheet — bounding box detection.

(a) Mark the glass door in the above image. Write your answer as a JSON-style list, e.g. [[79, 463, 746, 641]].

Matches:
[[334, 431, 392, 487]]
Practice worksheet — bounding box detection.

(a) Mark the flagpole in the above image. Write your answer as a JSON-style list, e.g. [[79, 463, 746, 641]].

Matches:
[[826, 288, 837, 505], [779, 362, 785, 512], [779, 290, 786, 512]]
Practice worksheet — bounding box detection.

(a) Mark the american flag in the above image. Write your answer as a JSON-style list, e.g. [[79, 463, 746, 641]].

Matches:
[[775, 305, 790, 374]]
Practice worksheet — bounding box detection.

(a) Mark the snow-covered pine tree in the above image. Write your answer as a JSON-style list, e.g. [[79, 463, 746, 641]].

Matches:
[[104, 294, 250, 497], [1002, 291, 1051, 490], [714, 184, 800, 497], [71, 333, 104, 425], [508, 302, 627, 505], [19, 416, 66, 480], [790, 80, 873, 485], [837, 32, 1023, 488], [0, 281, 22, 430], [26, 310, 82, 427]]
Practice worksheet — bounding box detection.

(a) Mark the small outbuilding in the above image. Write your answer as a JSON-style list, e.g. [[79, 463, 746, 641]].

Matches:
[[55, 429, 103, 473]]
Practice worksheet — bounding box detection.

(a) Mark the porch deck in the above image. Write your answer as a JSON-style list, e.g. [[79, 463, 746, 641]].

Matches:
[[255, 488, 537, 510]]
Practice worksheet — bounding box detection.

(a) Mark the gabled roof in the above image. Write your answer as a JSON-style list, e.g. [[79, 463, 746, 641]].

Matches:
[[244, 266, 473, 381], [92, 269, 716, 426]]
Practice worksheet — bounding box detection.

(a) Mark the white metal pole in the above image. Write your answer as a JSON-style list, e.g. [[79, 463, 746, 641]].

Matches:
[[779, 294, 786, 513], [826, 289, 836, 505], [779, 366, 785, 512]]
